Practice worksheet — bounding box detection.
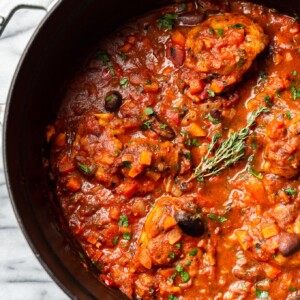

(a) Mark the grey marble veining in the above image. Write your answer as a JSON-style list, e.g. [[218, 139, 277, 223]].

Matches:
[[0, 2, 69, 299]]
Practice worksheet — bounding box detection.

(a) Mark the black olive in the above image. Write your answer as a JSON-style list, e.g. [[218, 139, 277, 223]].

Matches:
[[177, 13, 205, 26], [210, 109, 222, 121], [175, 212, 205, 237], [104, 91, 122, 112]]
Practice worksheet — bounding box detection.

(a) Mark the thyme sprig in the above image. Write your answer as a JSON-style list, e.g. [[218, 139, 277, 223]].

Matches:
[[187, 106, 269, 182]]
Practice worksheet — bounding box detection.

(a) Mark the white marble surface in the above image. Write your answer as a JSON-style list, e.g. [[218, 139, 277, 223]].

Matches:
[[0, 2, 68, 299]]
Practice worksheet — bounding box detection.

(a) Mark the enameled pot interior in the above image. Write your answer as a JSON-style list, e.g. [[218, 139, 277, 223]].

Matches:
[[4, 0, 300, 299]]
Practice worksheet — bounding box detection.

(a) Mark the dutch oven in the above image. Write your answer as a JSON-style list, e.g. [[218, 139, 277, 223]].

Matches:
[[2, 0, 300, 299]]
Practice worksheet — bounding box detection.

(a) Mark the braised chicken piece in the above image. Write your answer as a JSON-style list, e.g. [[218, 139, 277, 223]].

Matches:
[[185, 13, 269, 93], [263, 114, 300, 178]]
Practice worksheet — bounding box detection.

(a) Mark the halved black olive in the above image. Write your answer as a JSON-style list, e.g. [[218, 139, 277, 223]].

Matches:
[[175, 212, 205, 237], [105, 91, 122, 112]]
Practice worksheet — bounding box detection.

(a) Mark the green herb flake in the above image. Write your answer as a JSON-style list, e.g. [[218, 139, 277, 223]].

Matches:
[[180, 271, 190, 282], [293, 70, 298, 76], [209, 27, 215, 35], [207, 213, 218, 221], [96, 52, 110, 65], [175, 264, 184, 273], [285, 188, 297, 195], [108, 65, 115, 76], [157, 14, 178, 30], [141, 120, 152, 130], [146, 79, 152, 85], [123, 161, 131, 169], [119, 215, 129, 227], [286, 111, 292, 120], [120, 52, 127, 61], [219, 216, 228, 223], [294, 13, 300, 21], [120, 78, 129, 87], [145, 107, 154, 116], [113, 236, 119, 246], [237, 58, 245, 68], [216, 28, 224, 38], [123, 232, 131, 240], [175, 243, 181, 249], [189, 248, 198, 256], [249, 167, 263, 179], [207, 89, 216, 97], [115, 150, 121, 156], [76, 162, 92, 176], [275, 89, 281, 98], [251, 141, 258, 150], [185, 260, 191, 266], [192, 139, 201, 146], [263, 94, 272, 107], [185, 152, 192, 160], [289, 287, 297, 292], [169, 252, 175, 259], [255, 288, 269, 299], [260, 71, 267, 83], [168, 294, 179, 300], [291, 85, 300, 100], [229, 23, 245, 28]]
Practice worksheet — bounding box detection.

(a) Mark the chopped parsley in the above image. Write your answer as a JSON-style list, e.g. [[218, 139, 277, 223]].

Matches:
[[289, 287, 297, 292], [168, 294, 179, 300], [207, 213, 228, 223], [275, 89, 281, 98], [216, 28, 224, 38], [175, 264, 184, 273], [122, 232, 131, 240], [180, 271, 190, 282], [175, 243, 181, 249], [169, 252, 175, 259], [286, 111, 292, 119], [145, 107, 154, 116], [285, 188, 297, 195], [108, 65, 115, 76], [76, 162, 93, 176], [185, 260, 191, 266], [293, 70, 298, 76], [161, 123, 168, 129], [120, 78, 129, 87], [291, 85, 300, 100], [122, 161, 131, 169], [249, 167, 263, 179], [192, 138, 201, 146], [96, 52, 110, 64], [189, 248, 198, 256], [119, 215, 129, 227], [255, 288, 269, 299], [113, 236, 119, 246], [157, 14, 178, 30], [229, 23, 245, 28], [141, 120, 152, 130], [209, 27, 215, 35], [120, 51, 127, 61], [237, 58, 245, 68], [263, 94, 272, 107], [207, 89, 216, 97], [260, 71, 267, 83]]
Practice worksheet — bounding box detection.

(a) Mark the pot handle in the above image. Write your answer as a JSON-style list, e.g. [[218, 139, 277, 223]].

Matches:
[[0, 0, 57, 37]]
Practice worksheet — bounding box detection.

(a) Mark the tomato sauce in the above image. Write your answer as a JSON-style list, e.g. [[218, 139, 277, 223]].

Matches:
[[46, 1, 300, 299]]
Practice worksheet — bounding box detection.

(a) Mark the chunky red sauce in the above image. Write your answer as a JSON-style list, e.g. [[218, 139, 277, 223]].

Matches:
[[46, 1, 300, 299]]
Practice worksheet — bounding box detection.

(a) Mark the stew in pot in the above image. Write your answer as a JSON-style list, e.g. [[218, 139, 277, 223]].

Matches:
[[46, 0, 300, 299]]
